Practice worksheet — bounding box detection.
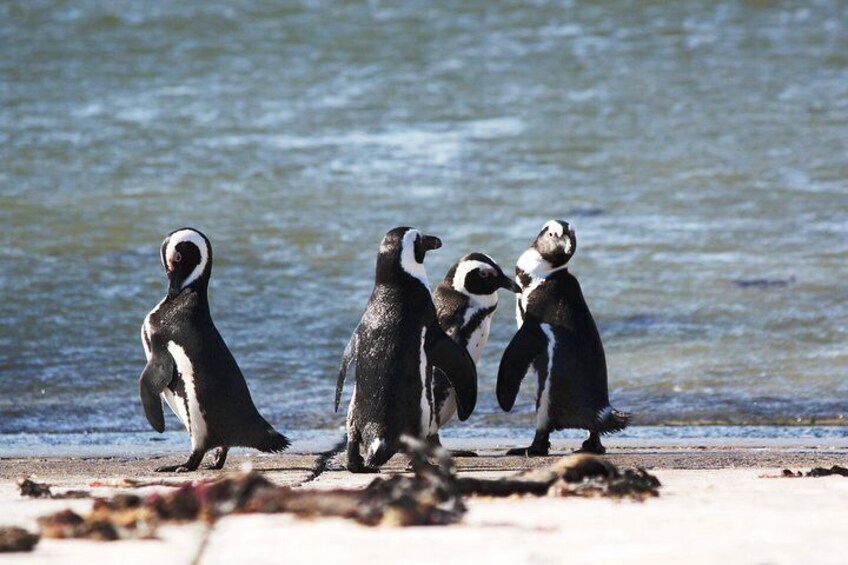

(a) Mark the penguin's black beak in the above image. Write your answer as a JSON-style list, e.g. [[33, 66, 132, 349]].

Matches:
[[421, 235, 442, 252], [167, 271, 183, 299], [499, 274, 521, 293], [414, 234, 442, 263]]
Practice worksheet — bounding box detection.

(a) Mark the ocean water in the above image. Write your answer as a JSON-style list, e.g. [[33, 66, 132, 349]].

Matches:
[[2, 0, 847, 448]]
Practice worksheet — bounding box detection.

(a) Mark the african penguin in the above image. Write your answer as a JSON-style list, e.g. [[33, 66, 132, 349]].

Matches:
[[497, 220, 629, 456], [430, 253, 520, 454], [335, 227, 478, 473], [139, 228, 290, 472]]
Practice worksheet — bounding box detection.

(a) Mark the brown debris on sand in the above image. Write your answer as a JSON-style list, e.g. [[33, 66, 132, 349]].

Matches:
[[29, 440, 661, 542], [806, 465, 848, 477], [777, 465, 848, 478], [458, 454, 661, 501], [772, 465, 848, 479], [0, 527, 40, 553], [35, 438, 463, 540], [17, 477, 90, 500]]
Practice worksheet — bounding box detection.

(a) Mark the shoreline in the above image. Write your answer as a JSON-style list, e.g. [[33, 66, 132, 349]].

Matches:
[[2, 443, 847, 483], [2, 424, 847, 458]]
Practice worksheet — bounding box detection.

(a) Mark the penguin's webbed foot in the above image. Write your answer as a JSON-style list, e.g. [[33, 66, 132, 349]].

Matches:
[[427, 434, 477, 457], [203, 447, 229, 470], [154, 464, 182, 473], [155, 450, 204, 473], [346, 439, 379, 473], [347, 461, 380, 474], [575, 432, 606, 455], [505, 445, 549, 457], [506, 430, 550, 457], [155, 463, 197, 473], [449, 449, 479, 458]]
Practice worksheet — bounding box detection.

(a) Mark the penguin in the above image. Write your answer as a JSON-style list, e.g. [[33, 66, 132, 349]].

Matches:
[[497, 220, 629, 456], [334, 227, 478, 473], [139, 228, 290, 472], [429, 253, 520, 454]]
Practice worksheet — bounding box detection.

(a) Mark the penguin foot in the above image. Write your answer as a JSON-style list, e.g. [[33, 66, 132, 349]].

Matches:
[[426, 434, 477, 457], [203, 447, 229, 470], [449, 449, 479, 458], [156, 450, 204, 473], [575, 433, 606, 455], [347, 462, 380, 474], [155, 464, 195, 473], [505, 445, 549, 457]]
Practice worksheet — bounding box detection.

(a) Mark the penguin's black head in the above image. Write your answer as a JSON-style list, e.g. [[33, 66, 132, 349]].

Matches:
[[376, 227, 441, 285], [159, 228, 213, 298], [531, 219, 576, 268], [450, 252, 520, 298]]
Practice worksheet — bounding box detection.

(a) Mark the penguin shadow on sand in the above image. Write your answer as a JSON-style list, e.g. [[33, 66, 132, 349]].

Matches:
[[139, 228, 290, 472]]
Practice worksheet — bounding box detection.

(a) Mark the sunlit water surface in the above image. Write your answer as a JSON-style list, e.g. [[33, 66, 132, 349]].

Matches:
[[2, 1, 847, 450]]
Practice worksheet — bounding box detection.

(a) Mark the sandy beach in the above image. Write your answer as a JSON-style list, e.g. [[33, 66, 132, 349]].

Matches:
[[2, 440, 846, 565]]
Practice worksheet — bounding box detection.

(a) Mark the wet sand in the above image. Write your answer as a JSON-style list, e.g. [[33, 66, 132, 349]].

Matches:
[[2, 445, 847, 483]]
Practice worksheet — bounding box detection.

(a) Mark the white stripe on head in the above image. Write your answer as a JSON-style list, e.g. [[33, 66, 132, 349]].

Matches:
[[542, 220, 565, 237], [542, 220, 575, 255], [452, 259, 499, 307], [165, 229, 210, 290], [400, 228, 429, 287]]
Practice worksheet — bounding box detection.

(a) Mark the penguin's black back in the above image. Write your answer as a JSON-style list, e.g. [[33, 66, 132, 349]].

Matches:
[[524, 270, 615, 430], [353, 277, 435, 447], [152, 288, 288, 451], [433, 282, 469, 341]]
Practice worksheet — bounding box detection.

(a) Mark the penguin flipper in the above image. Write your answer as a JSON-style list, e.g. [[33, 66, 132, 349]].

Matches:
[[497, 320, 547, 412], [427, 325, 477, 421], [335, 332, 357, 413], [139, 349, 175, 433]]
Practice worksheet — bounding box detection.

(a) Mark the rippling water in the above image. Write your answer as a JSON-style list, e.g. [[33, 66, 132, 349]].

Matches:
[[2, 0, 847, 442]]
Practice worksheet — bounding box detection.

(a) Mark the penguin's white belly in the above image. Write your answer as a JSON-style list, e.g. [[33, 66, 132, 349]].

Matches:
[[465, 315, 492, 365], [161, 389, 189, 430], [165, 341, 208, 449], [536, 324, 556, 431], [436, 389, 457, 428], [419, 327, 437, 437]]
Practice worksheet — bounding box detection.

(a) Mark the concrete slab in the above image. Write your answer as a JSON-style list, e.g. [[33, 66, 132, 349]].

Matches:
[[1, 523, 208, 565], [1, 451, 847, 564], [200, 468, 848, 565]]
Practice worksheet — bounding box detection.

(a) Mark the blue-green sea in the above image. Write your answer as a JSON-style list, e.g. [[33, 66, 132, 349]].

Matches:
[[2, 1, 847, 451]]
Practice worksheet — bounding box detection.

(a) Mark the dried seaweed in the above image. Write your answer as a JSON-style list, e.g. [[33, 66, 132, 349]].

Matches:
[[30, 441, 660, 543], [777, 465, 848, 478], [37, 509, 120, 541], [806, 465, 848, 477], [458, 454, 660, 501], [17, 477, 90, 500], [0, 527, 40, 553], [552, 467, 661, 500]]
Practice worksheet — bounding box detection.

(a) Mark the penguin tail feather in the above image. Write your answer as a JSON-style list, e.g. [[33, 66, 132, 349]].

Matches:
[[364, 437, 394, 469], [252, 428, 291, 453], [597, 408, 630, 434]]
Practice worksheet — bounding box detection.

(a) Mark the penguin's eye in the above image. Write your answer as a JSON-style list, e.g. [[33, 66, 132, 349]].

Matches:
[[479, 270, 491, 278], [173, 251, 182, 263], [548, 232, 555, 238]]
